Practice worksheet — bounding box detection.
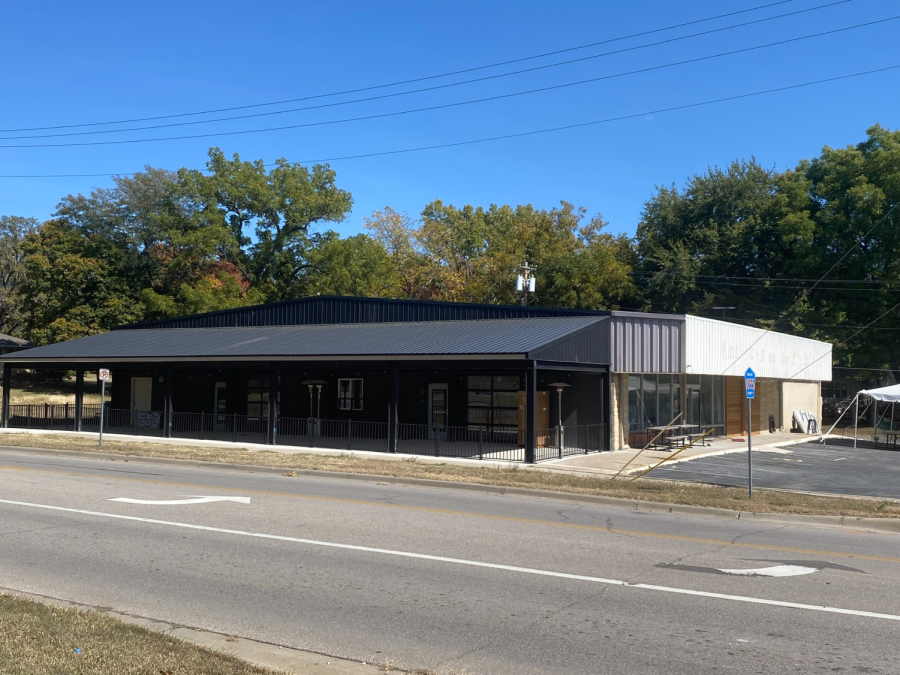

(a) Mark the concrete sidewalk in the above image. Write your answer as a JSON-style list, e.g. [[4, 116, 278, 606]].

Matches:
[[537, 431, 820, 477]]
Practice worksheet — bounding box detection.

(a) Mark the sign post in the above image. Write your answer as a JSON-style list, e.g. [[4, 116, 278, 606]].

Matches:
[[98, 369, 110, 447], [744, 368, 756, 498]]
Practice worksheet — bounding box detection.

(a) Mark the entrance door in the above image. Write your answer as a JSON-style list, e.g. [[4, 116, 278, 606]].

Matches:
[[213, 382, 227, 431], [131, 377, 152, 414], [428, 384, 448, 440]]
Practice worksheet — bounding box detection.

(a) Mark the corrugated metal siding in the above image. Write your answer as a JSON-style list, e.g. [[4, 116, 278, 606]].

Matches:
[[530, 320, 610, 364], [116, 296, 608, 330], [684, 315, 831, 381], [608, 315, 684, 373]]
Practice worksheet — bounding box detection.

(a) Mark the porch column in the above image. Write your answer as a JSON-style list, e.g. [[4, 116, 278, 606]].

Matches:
[[525, 362, 537, 463], [267, 365, 278, 445], [387, 367, 399, 452], [164, 368, 174, 438], [1, 363, 10, 428], [74, 369, 84, 431]]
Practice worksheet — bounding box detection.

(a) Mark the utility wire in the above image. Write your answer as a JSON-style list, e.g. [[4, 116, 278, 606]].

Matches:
[[0, 0, 801, 133], [0, 1, 851, 141], [2, 64, 897, 177], [719, 200, 900, 376], [3, 16, 895, 150]]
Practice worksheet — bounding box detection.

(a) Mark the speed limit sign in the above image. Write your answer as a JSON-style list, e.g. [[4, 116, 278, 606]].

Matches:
[[98, 369, 111, 381]]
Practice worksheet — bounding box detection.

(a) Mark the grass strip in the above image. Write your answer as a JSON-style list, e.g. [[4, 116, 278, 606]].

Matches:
[[0, 594, 276, 675], [1, 432, 898, 519]]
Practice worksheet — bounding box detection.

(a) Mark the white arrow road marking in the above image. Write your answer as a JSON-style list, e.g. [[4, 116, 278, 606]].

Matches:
[[0, 498, 898, 622], [108, 496, 250, 505], [718, 564, 818, 577]]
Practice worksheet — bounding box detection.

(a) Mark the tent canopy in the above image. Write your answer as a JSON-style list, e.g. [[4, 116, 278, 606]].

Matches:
[[858, 383, 900, 403]]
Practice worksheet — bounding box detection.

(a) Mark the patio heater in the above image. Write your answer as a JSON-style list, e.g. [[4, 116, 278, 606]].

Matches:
[[302, 380, 328, 437], [548, 382, 571, 458]]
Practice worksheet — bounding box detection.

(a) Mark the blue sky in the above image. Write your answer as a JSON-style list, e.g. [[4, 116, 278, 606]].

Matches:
[[1, 0, 897, 238]]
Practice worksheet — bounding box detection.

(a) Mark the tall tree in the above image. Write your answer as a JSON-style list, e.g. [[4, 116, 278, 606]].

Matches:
[[178, 148, 353, 300], [0, 215, 38, 336]]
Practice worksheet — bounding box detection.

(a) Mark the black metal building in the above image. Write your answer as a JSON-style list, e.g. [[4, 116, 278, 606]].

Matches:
[[0, 297, 612, 463]]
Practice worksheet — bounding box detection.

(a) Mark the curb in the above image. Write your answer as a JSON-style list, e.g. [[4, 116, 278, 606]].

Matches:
[[2, 444, 899, 534], [0, 586, 381, 675]]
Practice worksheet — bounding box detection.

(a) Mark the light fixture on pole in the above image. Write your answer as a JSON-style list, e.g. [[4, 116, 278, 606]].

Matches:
[[547, 382, 571, 458], [302, 380, 328, 435]]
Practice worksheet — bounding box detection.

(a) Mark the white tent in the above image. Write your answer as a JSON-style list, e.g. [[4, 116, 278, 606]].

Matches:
[[825, 383, 898, 447], [858, 383, 900, 403]]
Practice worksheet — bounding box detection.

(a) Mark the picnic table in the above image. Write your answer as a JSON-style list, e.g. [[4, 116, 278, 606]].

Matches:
[[645, 424, 702, 450], [884, 431, 899, 449]]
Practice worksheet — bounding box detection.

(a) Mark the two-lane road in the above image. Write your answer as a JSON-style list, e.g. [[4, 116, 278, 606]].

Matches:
[[0, 448, 898, 674]]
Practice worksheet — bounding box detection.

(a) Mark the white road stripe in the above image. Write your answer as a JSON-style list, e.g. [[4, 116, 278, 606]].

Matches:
[[2, 498, 898, 622]]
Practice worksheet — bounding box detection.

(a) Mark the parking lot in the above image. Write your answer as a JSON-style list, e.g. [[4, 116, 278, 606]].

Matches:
[[649, 439, 900, 499]]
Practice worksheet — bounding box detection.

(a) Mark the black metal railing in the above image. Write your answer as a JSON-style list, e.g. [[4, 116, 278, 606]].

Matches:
[[277, 417, 388, 452], [171, 412, 268, 444], [4, 404, 608, 463], [535, 424, 608, 462], [396, 424, 525, 461]]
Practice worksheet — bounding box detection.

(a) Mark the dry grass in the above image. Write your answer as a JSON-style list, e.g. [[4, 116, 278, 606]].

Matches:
[[1, 432, 898, 519], [0, 594, 277, 675], [4, 383, 104, 405]]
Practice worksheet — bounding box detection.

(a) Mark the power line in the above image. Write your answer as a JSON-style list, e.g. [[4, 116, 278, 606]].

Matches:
[[0, 1, 851, 141], [2, 64, 897, 178], [0, 0, 801, 134], [719, 200, 900, 376], [2, 15, 896, 150]]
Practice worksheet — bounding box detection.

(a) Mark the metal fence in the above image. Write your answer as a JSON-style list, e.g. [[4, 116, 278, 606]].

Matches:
[[4, 404, 609, 463], [396, 424, 525, 461], [277, 417, 388, 452], [172, 412, 268, 444], [535, 424, 608, 462]]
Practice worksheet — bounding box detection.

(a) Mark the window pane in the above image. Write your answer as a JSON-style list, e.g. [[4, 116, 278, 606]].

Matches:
[[468, 391, 491, 406], [628, 375, 642, 430], [493, 392, 519, 408], [672, 376, 683, 421], [643, 375, 658, 426], [493, 409, 518, 426], [493, 375, 521, 391], [658, 375, 672, 425], [467, 408, 491, 425], [700, 375, 713, 426], [468, 376, 491, 389]]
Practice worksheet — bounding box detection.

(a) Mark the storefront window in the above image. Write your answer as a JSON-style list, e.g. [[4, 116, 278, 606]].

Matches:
[[628, 375, 643, 431], [642, 375, 658, 427], [658, 375, 672, 425], [467, 375, 520, 432], [627, 373, 724, 434]]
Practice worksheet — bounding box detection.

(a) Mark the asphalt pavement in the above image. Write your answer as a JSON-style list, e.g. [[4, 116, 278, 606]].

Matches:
[[650, 440, 900, 498], [1, 447, 899, 675]]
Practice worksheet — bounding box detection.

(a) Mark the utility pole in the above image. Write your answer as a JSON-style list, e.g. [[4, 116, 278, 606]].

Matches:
[[516, 261, 536, 306]]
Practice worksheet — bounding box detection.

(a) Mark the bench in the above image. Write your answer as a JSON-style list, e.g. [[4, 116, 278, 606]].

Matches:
[[687, 432, 709, 447], [664, 435, 689, 450], [884, 431, 899, 449]]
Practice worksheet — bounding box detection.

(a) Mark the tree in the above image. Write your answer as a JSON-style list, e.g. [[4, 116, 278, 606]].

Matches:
[[0, 215, 38, 336], [304, 232, 397, 297], [177, 148, 354, 300]]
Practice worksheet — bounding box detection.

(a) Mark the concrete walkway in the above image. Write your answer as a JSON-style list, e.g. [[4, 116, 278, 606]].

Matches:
[[538, 431, 821, 478], [0, 426, 821, 478]]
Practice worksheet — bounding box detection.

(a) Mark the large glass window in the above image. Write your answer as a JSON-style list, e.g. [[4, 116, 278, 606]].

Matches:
[[467, 375, 521, 432], [247, 374, 270, 418], [338, 378, 363, 411], [628, 374, 723, 434]]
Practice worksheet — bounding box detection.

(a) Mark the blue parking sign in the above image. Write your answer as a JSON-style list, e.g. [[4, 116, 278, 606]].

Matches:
[[744, 368, 756, 399]]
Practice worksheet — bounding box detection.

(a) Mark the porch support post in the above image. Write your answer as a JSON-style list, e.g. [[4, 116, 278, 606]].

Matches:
[[1, 363, 10, 428], [388, 367, 399, 453], [164, 367, 174, 438], [267, 364, 278, 445], [525, 361, 537, 464], [74, 369, 84, 431]]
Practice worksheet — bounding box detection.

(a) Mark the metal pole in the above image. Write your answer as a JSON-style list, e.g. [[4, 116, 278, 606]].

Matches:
[[747, 397, 753, 499], [854, 395, 859, 449], [98, 380, 106, 447]]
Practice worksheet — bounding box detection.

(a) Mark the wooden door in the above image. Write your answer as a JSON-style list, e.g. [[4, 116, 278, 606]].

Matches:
[[518, 390, 550, 445], [725, 376, 761, 436]]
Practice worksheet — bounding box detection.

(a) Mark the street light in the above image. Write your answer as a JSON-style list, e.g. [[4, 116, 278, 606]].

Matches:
[[302, 379, 328, 436], [547, 382, 571, 458]]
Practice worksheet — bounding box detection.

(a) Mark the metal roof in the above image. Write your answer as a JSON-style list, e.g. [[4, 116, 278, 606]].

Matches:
[[115, 295, 608, 330], [0, 333, 31, 348], [3, 317, 608, 363]]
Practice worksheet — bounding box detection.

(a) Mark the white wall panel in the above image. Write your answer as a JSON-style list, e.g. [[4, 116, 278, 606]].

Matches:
[[685, 316, 831, 381]]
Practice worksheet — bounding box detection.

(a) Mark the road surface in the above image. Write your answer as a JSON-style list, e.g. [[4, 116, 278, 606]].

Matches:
[[651, 440, 900, 498], [1, 447, 898, 674]]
